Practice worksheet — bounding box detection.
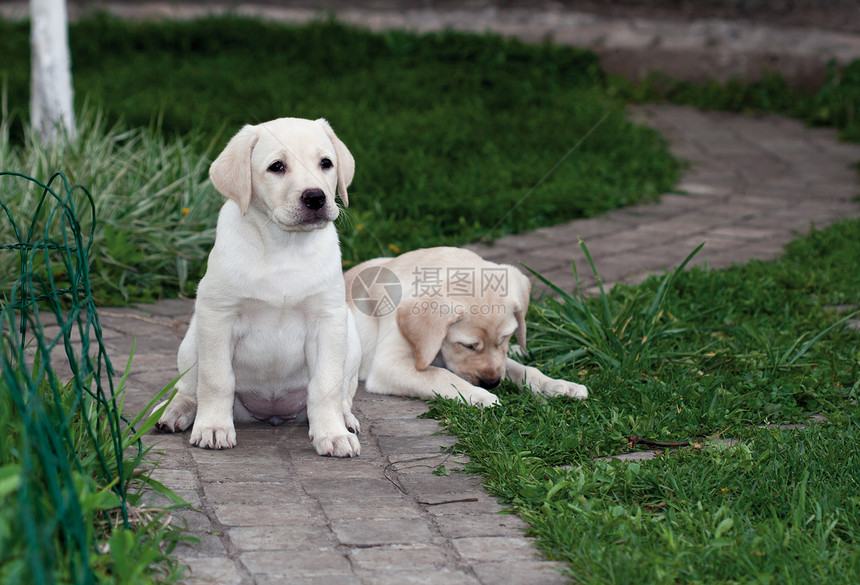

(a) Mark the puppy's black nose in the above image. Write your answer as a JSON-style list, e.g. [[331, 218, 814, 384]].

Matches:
[[301, 189, 326, 210], [478, 376, 501, 390]]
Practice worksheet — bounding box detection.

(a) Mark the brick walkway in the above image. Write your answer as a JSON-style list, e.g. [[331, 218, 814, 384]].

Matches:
[[98, 104, 860, 585]]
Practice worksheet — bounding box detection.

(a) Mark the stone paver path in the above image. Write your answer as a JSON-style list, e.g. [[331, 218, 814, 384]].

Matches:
[[91, 104, 860, 585]]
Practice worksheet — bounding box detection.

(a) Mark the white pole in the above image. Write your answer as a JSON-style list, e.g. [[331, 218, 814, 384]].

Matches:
[[30, 0, 76, 144]]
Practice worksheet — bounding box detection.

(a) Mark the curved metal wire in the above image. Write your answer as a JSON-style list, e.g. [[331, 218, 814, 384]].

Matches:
[[1, 171, 136, 585]]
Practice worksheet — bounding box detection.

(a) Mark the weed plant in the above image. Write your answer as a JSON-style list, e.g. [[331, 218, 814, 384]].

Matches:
[[429, 219, 860, 584]]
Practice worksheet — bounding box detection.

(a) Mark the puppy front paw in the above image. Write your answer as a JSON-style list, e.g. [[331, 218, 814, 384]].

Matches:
[[190, 420, 237, 449], [540, 379, 589, 399], [446, 385, 500, 408], [470, 389, 501, 408], [312, 432, 361, 458], [155, 393, 197, 433]]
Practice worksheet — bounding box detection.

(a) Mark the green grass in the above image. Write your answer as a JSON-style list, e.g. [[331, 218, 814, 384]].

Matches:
[[429, 218, 860, 584], [0, 15, 679, 301]]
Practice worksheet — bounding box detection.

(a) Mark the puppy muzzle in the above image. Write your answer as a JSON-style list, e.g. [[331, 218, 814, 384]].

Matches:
[[478, 375, 502, 390]]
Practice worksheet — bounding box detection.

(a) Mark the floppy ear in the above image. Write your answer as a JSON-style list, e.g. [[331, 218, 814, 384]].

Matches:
[[508, 266, 532, 350], [396, 299, 461, 371], [317, 118, 355, 207], [209, 124, 259, 215]]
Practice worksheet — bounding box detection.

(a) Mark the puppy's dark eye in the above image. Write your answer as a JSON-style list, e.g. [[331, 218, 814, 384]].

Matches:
[[320, 158, 333, 170], [460, 342, 478, 351], [268, 161, 285, 173]]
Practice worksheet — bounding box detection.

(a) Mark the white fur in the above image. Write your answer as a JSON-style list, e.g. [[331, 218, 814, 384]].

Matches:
[[156, 117, 360, 457]]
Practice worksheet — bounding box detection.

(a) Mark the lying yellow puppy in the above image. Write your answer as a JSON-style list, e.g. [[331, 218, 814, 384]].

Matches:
[[345, 247, 588, 406]]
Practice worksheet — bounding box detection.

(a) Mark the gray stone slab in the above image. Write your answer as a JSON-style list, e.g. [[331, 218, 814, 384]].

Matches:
[[301, 477, 405, 499], [357, 569, 481, 585], [213, 502, 326, 527], [434, 513, 531, 539], [331, 518, 435, 546], [396, 472, 486, 496], [176, 557, 245, 585], [197, 458, 292, 483], [472, 561, 571, 585], [257, 576, 362, 585], [377, 434, 459, 454], [515, 253, 573, 274], [172, 531, 229, 558], [386, 452, 470, 475], [241, 549, 352, 578], [291, 457, 388, 480], [134, 298, 194, 319], [203, 481, 306, 506], [348, 544, 450, 571], [319, 496, 424, 521], [368, 417, 444, 437], [148, 467, 198, 491], [452, 536, 543, 562], [580, 230, 656, 257], [355, 392, 429, 420], [228, 525, 336, 551]]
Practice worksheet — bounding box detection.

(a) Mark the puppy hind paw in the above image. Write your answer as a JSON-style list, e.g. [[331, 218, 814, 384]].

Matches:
[[569, 383, 588, 399], [155, 394, 197, 433]]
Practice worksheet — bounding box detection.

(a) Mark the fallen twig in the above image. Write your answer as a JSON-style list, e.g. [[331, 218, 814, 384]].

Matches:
[[419, 498, 480, 506]]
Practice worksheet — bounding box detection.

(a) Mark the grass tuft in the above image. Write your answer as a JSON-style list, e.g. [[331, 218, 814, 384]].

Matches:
[[525, 240, 704, 373], [1, 107, 220, 304]]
